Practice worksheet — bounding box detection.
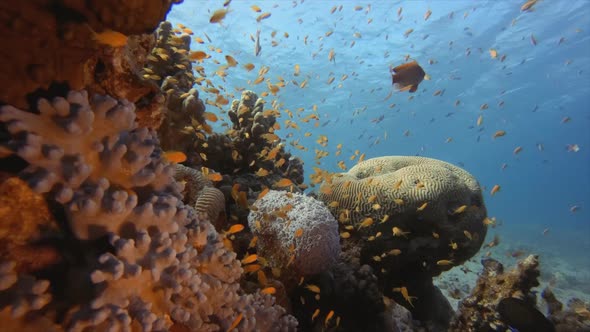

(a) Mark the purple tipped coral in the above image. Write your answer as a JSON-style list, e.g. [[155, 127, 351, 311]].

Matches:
[[0, 90, 297, 331]]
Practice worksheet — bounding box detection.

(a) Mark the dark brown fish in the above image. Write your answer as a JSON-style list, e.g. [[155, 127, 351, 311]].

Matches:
[[390, 60, 425, 93], [498, 297, 555, 332]]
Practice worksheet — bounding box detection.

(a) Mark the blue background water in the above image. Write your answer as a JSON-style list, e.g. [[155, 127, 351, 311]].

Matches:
[[168, 1, 590, 288]]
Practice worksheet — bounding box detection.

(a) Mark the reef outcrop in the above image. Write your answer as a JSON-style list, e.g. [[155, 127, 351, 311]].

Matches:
[[450, 255, 542, 331], [543, 287, 590, 331], [317, 156, 486, 322], [0, 0, 175, 114]]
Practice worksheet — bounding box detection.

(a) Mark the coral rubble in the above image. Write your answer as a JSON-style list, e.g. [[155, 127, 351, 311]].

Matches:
[[0, 90, 297, 331]]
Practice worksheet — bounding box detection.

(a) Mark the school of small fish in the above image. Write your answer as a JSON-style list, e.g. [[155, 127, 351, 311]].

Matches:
[[151, 1, 587, 327]]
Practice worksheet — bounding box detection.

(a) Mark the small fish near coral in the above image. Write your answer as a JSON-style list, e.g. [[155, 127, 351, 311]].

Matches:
[[390, 60, 428, 93], [497, 297, 556, 332]]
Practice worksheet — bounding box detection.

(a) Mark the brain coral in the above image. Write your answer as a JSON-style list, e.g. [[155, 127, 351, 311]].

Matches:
[[248, 190, 340, 276], [317, 156, 487, 277], [174, 164, 225, 223], [0, 90, 297, 331]]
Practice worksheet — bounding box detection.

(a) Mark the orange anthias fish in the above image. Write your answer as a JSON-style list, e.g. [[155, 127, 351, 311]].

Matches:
[[390, 60, 426, 93], [87, 24, 128, 48]]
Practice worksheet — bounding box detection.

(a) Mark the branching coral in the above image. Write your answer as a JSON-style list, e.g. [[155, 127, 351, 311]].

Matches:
[[0, 90, 297, 331]]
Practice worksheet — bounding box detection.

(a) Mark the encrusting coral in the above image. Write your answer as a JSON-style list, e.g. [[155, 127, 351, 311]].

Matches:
[[247, 190, 340, 277], [0, 90, 297, 331]]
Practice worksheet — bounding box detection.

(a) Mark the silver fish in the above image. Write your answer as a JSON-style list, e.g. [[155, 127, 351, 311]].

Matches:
[[255, 29, 261, 56]]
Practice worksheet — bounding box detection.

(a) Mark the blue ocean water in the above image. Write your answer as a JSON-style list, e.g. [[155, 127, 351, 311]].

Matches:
[[169, 0, 589, 298]]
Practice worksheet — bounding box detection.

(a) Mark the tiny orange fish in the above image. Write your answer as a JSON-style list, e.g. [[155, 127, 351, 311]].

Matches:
[[275, 178, 294, 187], [227, 224, 245, 234], [163, 151, 187, 163], [227, 313, 243, 331], [417, 202, 428, 211], [91, 28, 128, 48], [242, 254, 258, 265], [295, 228, 304, 237], [204, 112, 218, 122], [453, 205, 468, 214], [477, 115, 483, 126], [436, 259, 454, 266], [489, 49, 498, 59], [256, 12, 272, 22], [521, 0, 538, 11], [243, 63, 255, 71], [210, 8, 229, 23], [493, 130, 506, 139], [325, 310, 335, 327], [189, 51, 210, 61], [490, 184, 501, 196], [312, 309, 320, 321], [305, 284, 321, 293], [261, 287, 276, 295], [225, 55, 238, 67]]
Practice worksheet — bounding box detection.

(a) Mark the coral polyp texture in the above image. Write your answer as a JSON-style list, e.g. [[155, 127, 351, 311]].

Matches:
[[248, 190, 340, 277], [0, 90, 297, 331], [318, 156, 487, 277], [174, 164, 226, 222]]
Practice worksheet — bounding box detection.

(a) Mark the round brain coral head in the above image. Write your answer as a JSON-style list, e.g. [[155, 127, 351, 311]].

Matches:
[[248, 190, 340, 277], [318, 156, 488, 278]]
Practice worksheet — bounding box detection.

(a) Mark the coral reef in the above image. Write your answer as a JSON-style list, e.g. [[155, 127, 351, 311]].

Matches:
[[450, 255, 542, 331], [86, 34, 167, 129], [198, 90, 305, 188], [248, 190, 340, 277], [0, 90, 297, 331], [0, 0, 176, 109], [317, 156, 487, 276], [317, 155, 485, 327]]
